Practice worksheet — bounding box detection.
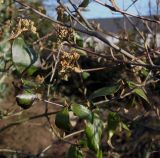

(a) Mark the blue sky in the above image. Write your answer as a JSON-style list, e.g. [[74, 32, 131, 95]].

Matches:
[[43, 0, 158, 19], [85, 0, 158, 18]]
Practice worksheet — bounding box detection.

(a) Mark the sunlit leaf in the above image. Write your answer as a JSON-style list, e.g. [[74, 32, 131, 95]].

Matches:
[[12, 37, 41, 75], [16, 90, 37, 109], [55, 108, 71, 131], [85, 114, 103, 151], [71, 103, 92, 121], [126, 81, 135, 88], [89, 85, 119, 99], [96, 149, 103, 158], [133, 88, 150, 104], [127, 81, 151, 105], [67, 145, 84, 158]]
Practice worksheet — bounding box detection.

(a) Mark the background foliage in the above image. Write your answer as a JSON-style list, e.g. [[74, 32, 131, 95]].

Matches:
[[0, 0, 160, 158]]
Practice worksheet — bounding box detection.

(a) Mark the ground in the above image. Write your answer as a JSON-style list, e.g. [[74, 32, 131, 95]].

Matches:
[[0, 96, 71, 158]]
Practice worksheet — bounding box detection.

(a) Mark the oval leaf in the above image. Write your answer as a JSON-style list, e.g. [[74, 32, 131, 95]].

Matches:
[[12, 37, 41, 75], [82, 72, 90, 80], [85, 114, 103, 152], [71, 103, 92, 121], [89, 85, 119, 99], [16, 91, 37, 109], [55, 108, 71, 131]]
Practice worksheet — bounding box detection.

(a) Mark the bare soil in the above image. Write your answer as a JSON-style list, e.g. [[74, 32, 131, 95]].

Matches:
[[0, 97, 70, 158]]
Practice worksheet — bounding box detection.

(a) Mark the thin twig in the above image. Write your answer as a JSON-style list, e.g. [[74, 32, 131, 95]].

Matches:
[[14, 0, 146, 65], [70, 44, 160, 70], [64, 129, 84, 139], [43, 100, 64, 107], [94, 0, 160, 24], [0, 111, 59, 133]]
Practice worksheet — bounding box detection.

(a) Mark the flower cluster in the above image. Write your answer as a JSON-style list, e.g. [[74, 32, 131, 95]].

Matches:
[[56, 25, 74, 42], [59, 50, 80, 80], [14, 18, 37, 38]]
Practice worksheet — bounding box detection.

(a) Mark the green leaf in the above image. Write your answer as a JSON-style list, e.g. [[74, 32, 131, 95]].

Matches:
[[96, 149, 103, 158], [133, 88, 150, 104], [74, 33, 83, 47], [127, 81, 151, 105], [55, 108, 71, 131], [126, 96, 135, 109], [12, 37, 40, 75], [79, 0, 90, 8], [85, 114, 103, 152], [107, 112, 120, 145], [126, 80, 135, 88], [121, 122, 131, 137], [71, 103, 92, 121], [140, 68, 149, 78], [79, 138, 88, 148], [76, 49, 87, 56], [16, 90, 37, 109], [89, 85, 119, 99], [21, 79, 40, 89], [82, 72, 90, 80], [67, 145, 84, 158], [0, 41, 11, 60]]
